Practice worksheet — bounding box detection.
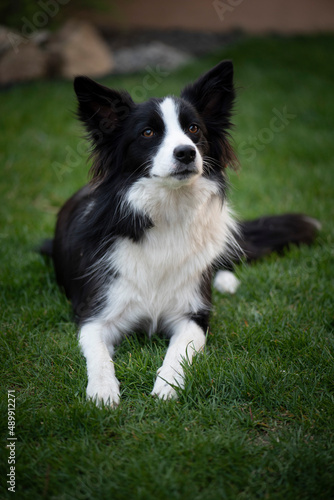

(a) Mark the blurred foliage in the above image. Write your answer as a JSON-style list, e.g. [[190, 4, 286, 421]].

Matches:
[[0, 0, 116, 31]]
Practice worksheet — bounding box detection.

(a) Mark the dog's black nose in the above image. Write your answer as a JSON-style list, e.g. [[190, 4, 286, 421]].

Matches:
[[173, 145, 196, 164]]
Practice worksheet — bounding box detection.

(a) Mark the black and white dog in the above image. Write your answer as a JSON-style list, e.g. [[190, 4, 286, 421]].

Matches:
[[42, 61, 319, 406]]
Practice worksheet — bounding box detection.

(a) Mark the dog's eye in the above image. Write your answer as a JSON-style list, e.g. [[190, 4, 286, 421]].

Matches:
[[142, 128, 154, 138], [188, 124, 199, 134]]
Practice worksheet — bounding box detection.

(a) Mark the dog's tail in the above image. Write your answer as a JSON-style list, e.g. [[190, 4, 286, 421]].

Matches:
[[235, 213, 321, 263], [214, 213, 321, 294], [40, 238, 54, 258]]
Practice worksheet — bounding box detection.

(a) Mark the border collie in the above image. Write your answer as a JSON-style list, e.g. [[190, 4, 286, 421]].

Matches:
[[42, 60, 320, 406]]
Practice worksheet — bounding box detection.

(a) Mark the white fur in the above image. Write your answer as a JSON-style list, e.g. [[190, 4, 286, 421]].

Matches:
[[79, 322, 121, 407], [150, 97, 203, 184], [302, 215, 322, 231], [151, 318, 206, 399], [214, 270, 240, 294], [79, 99, 238, 406]]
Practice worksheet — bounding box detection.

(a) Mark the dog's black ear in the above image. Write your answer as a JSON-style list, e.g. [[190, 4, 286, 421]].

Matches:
[[74, 77, 136, 181], [181, 60, 234, 122], [74, 76, 135, 138], [181, 61, 236, 167]]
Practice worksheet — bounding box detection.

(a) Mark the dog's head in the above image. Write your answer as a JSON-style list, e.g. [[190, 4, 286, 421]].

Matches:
[[74, 60, 236, 188]]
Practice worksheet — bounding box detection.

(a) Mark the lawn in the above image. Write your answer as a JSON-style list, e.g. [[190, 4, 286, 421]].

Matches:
[[1, 34, 334, 499]]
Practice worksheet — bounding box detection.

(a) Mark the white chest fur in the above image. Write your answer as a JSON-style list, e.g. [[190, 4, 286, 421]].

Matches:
[[98, 177, 237, 335]]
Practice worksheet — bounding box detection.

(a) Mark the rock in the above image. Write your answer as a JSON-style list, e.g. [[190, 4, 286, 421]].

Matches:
[[0, 31, 48, 85], [48, 19, 113, 79], [31, 30, 51, 47], [0, 26, 15, 56], [113, 41, 191, 74]]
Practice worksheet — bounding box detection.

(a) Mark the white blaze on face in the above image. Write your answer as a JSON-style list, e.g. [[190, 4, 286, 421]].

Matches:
[[150, 97, 203, 180]]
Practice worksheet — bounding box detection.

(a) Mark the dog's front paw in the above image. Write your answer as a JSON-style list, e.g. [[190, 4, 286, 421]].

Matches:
[[151, 380, 178, 400], [151, 367, 183, 400], [86, 378, 120, 408]]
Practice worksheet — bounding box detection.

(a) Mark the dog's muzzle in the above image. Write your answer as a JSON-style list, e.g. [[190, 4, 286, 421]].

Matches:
[[172, 145, 199, 179]]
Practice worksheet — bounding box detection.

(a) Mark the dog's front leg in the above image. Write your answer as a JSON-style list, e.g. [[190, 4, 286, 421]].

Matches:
[[79, 321, 121, 407], [151, 319, 206, 400]]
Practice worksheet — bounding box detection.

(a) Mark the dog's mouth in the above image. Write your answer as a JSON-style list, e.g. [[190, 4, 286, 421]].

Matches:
[[171, 163, 199, 180], [150, 159, 202, 188]]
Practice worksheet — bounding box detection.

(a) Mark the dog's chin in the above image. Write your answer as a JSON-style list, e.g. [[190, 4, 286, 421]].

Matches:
[[156, 173, 200, 189], [152, 163, 202, 189]]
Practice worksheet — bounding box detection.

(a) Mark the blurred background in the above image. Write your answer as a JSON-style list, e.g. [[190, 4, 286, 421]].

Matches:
[[1, 5, 334, 498], [1, 0, 334, 84]]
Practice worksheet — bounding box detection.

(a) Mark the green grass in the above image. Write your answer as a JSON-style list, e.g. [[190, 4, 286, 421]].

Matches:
[[1, 34, 334, 499]]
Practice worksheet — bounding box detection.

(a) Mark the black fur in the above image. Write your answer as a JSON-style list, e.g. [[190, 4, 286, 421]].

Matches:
[[237, 214, 321, 262], [39, 60, 322, 405], [181, 60, 237, 169], [43, 62, 320, 325]]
